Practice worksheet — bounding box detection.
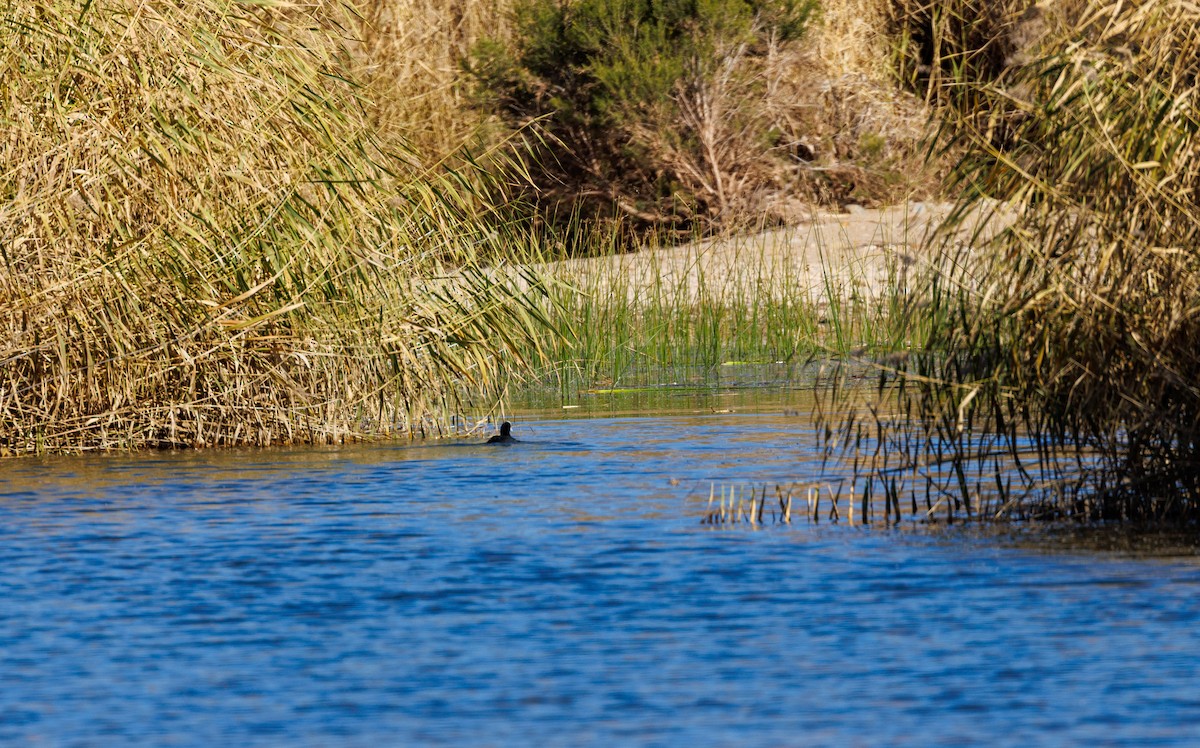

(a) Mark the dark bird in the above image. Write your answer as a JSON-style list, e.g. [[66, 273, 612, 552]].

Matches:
[[487, 421, 517, 444]]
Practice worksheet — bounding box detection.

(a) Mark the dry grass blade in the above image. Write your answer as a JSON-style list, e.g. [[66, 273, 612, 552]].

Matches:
[[0, 0, 558, 454], [816, 0, 1200, 523]]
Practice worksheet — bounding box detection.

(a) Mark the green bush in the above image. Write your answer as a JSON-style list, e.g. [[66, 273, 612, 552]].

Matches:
[[471, 0, 817, 235]]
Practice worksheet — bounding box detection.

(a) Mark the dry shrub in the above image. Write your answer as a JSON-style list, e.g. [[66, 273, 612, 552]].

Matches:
[[771, 0, 938, 211], [351, 0, 945, 231], [456, 0, 942, 236], [466, 0, 824, 235], [886, 0, 1035, 106], [744, 0, 948, 212]]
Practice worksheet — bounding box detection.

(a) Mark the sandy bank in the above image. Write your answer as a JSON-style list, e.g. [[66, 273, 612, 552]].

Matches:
[[545, 202, 999, 308]]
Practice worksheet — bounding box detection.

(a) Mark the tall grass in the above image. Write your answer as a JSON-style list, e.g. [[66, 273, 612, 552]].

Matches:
[[521, 216, 920, 398], [0, 0, 556, 453], [817, 0, 1200, 522]]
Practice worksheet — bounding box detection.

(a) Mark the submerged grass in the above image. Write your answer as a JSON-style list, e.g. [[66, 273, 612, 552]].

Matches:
[[0, 0, 558, 454], [699, 484, 795, 527], [697, 480, 913, 528]]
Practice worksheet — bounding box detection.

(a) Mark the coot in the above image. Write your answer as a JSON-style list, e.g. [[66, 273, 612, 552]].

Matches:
[[487, 421, 517, 444]]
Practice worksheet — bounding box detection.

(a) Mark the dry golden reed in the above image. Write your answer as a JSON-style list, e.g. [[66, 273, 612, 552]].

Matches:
[[0, 0, 554, 453], [819, 0, 1200, 522], [359, 0, 514, 157]]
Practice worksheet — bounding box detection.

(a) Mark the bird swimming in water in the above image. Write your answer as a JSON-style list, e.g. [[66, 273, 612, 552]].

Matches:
[[487, 421, 517, 444]]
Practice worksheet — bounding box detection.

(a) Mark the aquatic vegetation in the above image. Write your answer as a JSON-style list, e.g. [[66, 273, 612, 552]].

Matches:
[[817, 0, 1200, 521], [700, 484, 794, 527], [520, 218, 919, 398], [0, 0, 558, 453], [698, 475, 945, 527]]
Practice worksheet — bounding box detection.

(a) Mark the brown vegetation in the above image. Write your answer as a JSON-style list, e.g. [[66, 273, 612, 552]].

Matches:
[[820, 0, 1200, 520], [0, 0, 554, 454], [366, 0, 941, 232]]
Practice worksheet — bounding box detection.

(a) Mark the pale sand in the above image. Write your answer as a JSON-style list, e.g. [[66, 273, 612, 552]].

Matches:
[[543, 202, 1001, 308]]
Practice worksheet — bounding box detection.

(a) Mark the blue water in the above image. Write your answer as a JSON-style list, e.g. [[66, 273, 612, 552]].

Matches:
[[3, 413, 1200, 746]]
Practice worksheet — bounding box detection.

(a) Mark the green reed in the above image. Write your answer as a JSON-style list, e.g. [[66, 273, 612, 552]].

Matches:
[[521, 220, 917, 399]]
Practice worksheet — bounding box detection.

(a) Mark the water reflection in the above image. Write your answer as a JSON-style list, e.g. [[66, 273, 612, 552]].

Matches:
[[2, 409, 1200, 745]]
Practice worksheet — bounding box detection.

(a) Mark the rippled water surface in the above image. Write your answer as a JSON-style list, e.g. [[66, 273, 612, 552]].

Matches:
[[4, 410, 1200, 746]]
